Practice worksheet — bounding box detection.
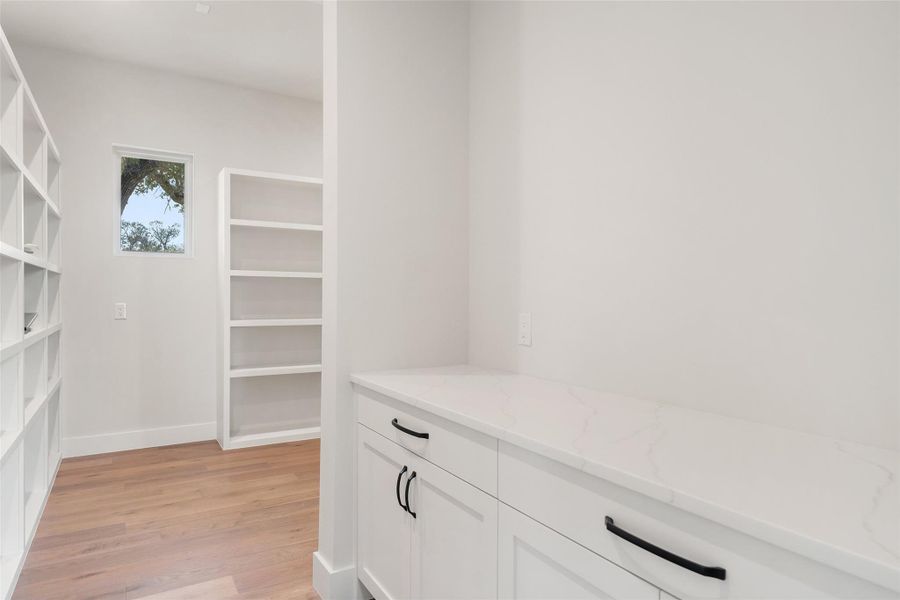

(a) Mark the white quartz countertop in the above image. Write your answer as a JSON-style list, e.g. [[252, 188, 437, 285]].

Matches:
[[350, 365, 900, 592]]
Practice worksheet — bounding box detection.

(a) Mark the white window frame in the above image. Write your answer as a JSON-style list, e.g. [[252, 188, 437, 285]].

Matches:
[[113, 144, 194, 258]]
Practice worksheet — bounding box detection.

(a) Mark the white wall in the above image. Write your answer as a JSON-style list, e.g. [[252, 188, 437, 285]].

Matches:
[[469, 2, 899, 449], [12, 44, 323, 456], [315, 2, 470, 596]]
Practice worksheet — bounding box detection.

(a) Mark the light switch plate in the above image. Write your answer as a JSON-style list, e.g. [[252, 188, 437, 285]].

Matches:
[[115, 303, 127, 320], [518, 312, 532, 346]]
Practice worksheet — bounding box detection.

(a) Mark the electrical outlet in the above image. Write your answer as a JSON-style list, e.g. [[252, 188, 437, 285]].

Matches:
[[115, 303, 127, 320], [518, 312, 532, 346]]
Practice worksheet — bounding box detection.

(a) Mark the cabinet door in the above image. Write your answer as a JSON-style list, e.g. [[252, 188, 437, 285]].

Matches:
[[409, 457, 498, 600], [358, 425, 414, 600], [499, 504, 659, 600]]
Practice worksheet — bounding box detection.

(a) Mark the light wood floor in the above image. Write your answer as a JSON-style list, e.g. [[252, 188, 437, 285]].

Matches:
[[13, 440, 321, 600]]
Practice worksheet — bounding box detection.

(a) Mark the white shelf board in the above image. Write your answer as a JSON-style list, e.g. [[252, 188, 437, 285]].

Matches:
[[22, 162, 57, 219], [0, 243, 61, 274], [25, 377, 59, 434], [230, 219, 322, 232], [224, 167, 323, 186], [2, 323, 62, 361], [21, 253, 40, 268], [0, 143, 19, 172], [0, 339, 22, 361], [22, 253, 48, 271], [230, 318, 322, 328], [0, 242, 22, 262], [23, 322, 61, 350], [230, 270, 322, 279], [1, 376, 60, 463], [230, 364, 322, 379], [45, 198, 60, 219], [227, 426, 321, 449]]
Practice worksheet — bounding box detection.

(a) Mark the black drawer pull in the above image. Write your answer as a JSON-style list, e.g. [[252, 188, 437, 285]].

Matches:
[[605, 516, 726, 581], [392, 418, 430, 439], [395, 466, 408, 512], [405, 471, 417, 518]]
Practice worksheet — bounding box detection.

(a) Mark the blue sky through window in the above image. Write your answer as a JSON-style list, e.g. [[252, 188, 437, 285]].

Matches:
[[121, 186, 185, 247]]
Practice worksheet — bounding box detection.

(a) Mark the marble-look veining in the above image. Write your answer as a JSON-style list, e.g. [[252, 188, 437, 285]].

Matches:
[[350, 365, 900, 592]]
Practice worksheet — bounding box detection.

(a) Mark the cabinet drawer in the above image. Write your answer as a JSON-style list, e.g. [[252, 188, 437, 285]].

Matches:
[[499, 443, 893, 599], [499, 503, 659, 600], [356, 387, 498, 495]]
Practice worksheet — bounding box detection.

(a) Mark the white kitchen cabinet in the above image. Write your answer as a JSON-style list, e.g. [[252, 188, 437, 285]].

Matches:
[[353, 376, 899, 600], [357, 389, 498, 494], [358, 424, 498, 600], [358, 425, 413, 600], [499, 504, 659, 600], [410, 455, 497, 599]]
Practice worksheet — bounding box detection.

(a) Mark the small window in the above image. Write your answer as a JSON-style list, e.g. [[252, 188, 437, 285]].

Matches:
[[115, 145, 192, 256]]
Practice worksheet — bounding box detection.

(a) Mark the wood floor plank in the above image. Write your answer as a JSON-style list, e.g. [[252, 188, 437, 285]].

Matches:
[[12, 440, 321, 600], [131, 576, 241, 600]]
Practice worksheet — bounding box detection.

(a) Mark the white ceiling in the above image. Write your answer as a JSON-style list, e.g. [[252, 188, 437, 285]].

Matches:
[[0, 0, 323, 101]]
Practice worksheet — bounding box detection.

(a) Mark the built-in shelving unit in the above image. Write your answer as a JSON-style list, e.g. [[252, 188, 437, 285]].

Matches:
[[217, 169, 322, 450], [0, 28, 62, 600]]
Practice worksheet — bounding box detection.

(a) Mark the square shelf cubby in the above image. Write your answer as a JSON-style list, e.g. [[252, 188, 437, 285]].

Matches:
[[23, 264, 44, 335], [46, 331, 59, 384], [22, 99, 45, 190], [0, 50, 21, 160], [230, 325, 321, 370], [23, 180, 44, 261], [0, 150, 21, 250], [0, 354, 21, 455], [229, 372, 321, 439], [23, 339, 45, 420], [46, 211, 60, 267], [22, 407, 47, 538], [0, 256, 20, 348], [46, 271, 59, 327], [46, 149, 59, 208], [230, 277, 321, 321], [230, 227, 322, 273], [230, 175, 322, 226], [0, 443, 23, 595]]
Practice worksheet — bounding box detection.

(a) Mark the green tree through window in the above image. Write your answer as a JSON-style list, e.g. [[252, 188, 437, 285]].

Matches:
[[119, 156, 187, 254]]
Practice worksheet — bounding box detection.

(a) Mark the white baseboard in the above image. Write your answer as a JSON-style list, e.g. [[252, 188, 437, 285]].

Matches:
[[313, 551, 363, 600], [62, 421, 217, 458]]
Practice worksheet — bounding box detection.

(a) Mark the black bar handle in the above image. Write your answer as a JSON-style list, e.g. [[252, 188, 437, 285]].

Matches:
[[392, 418, 430, 439], [395, 466, 408, 512], [405, 471, 417, 518], [605, 516, 726, 581]]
